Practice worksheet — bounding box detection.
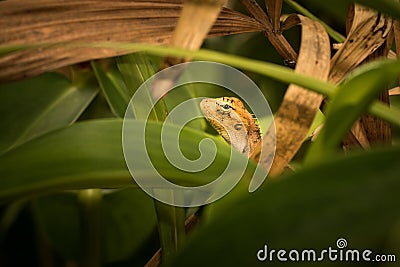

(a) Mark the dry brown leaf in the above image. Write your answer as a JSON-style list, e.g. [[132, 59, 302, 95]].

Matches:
[[240, 0, 297, 66], [152, 0, 227, 98], [330, 4, 393, 149], [265, 0, 282, 32], [251, 14, 330, 176], [360, 94, 391, 145], [389, 87, 400, 95], [359, 35, 393, 145], [392, 20, 400, 97], [395, 20, 400, 57], [169, 0, 226, 50], [0, 0, 263, 83], [329, 4, 393, 84]]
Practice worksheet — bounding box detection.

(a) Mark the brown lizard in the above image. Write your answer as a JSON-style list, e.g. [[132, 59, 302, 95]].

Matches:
[[200, 97, 261, 156]]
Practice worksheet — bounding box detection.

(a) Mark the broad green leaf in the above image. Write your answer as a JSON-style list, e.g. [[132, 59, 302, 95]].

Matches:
[[161, 84, 206, 131], [116, 52, 167, 121], [306, 60, 400, 164], [101, 188, 158, 263], [172, 146, 400, 267], [34, 188, 157, 264], [91, 60, 130, 118], [116, 53, 157, 97], [0, 72, 98, 154], [0, 119, 255, 203], [117, 52, 205, 130], [0, 119, 130, 203]]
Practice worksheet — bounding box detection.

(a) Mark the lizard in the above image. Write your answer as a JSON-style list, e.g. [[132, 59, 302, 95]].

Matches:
[[200, 97, 261, 156]]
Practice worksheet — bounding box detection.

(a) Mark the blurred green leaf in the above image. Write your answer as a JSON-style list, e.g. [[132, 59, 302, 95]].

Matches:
[[0, 119, 130, 203], [101, 188, 157, 263], [116, 53, 167, 121], [162, 84, 206, 131], [306, 60, 400, 164], [91, 61, 130, 118], [172, 146, 400, 267], [116, 53, 157, 97], [0, 119, 254, 203], [0, 72, 98, 154], [34, 188, 157, 264], [33, 193, 81, 260]]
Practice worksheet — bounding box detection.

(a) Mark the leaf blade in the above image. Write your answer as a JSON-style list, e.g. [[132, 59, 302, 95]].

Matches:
[[0, 72, 98, 154], [172, 146, 400, 266], [0, 119, 255, 203], [306, 60, 400, 164]]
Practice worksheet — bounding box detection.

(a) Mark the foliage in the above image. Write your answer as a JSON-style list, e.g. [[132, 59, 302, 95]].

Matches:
[[0, 1, 400, 267]]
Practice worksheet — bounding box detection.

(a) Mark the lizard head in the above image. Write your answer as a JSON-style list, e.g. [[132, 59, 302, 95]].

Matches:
[[200, 97, 258, 155]]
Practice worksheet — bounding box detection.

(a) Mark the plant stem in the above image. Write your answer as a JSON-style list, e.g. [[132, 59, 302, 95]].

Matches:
[[154, 199, 186, 266], [78, 189, 103, 267]]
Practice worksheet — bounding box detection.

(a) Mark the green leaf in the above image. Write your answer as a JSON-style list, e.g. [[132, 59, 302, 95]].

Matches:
[[33, 193, 81, 260], [172, 146, 400, 266], [116, 52, 167, 121], [91, 61, 130, 118], [162, 83, 206, 131], [34, 188, 157, 264], [101, 188, 158, 263], [2, 43, 400, 128], [0, 72, 98, 154], [0, 119, 130, 203], [116, 53, 157, 97], [116, 52, 203, 263], [0, 119, 255, 203], [85, 43, 400, 129], [305, 60, 400, 164]]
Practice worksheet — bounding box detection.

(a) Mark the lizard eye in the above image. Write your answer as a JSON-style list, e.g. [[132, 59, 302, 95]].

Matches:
[[223, 104, 231, 109], [234, 123, 243, 131]]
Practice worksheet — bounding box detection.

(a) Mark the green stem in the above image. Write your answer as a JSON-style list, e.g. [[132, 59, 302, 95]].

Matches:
[[30, 201, 54, 267], [2, 42, 400, 128], [112, 44, 399, 129], [78, 189, 103, 267], [0, 199, 26, 241], [154, 199, 186, 266], [368, 100, 400, 129]]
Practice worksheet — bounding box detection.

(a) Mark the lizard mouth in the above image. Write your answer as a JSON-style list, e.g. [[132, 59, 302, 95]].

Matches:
[[206, 117, 225, 133]]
